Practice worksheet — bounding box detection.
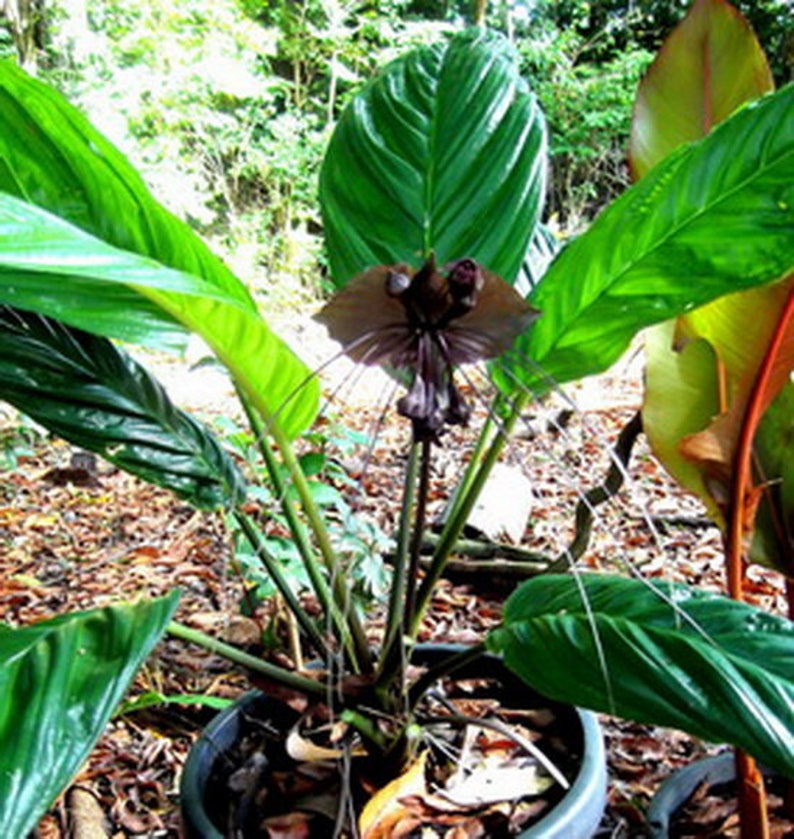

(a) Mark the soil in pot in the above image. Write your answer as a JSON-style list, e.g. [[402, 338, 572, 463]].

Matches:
[[183, 650, 605, 838]]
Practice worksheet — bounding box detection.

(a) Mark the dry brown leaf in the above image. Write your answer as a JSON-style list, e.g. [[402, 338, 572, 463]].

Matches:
[[66, 786, 108, 839], [439, 757, 552, 807], [261, 810, 314, 838], [359, 751, 428, 839]]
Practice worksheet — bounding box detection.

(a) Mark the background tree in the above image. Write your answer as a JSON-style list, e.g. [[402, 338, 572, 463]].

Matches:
[[1, 0, 46, 71]]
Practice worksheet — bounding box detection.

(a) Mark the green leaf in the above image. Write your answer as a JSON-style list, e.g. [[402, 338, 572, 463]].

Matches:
[[628, 0, 773, 180], [752, 383, 794, 573], [0, 306, 245, 510], [320, 27, 546, 286], [508, 84, 794, 393], [0, 62, 318, 439], [643, 278, 794, 536], [488, 574, 794, 777], [0, 60, 249, 308], [0, 592, 180, 837], [642, 320, 723, 522], [117, 690, 232, 716], [0, 194, 318, 439]]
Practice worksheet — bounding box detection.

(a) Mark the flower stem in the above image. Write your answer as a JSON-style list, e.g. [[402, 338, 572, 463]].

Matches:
[[410, 393, 527, 634], [379, 442, 421, 664], [238, 387, 371, 674], [403, 438, 433, 634], [270, 418, 373, 674], [374, 439, 432, 699]]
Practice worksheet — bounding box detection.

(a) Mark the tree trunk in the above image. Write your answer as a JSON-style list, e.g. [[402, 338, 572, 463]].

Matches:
[[2, 0, 42, 73]]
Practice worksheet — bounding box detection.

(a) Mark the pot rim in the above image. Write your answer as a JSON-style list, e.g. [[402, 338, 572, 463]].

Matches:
[[646, 751, 781, 839]]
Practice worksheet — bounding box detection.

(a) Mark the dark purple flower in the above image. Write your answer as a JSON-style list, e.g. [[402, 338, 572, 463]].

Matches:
[[316, 257, 539, 441]]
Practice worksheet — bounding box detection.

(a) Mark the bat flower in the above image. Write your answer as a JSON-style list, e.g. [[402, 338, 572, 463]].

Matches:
[[316, 257, 539, 442]]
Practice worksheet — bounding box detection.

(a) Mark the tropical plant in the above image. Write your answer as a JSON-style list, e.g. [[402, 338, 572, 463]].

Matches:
[[629, 0, 792, 832], [0, 14, 792, 838]]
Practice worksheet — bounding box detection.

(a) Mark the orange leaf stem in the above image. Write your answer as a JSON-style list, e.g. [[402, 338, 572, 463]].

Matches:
[[727, 286, 794, 598], [726, 285, 793, 839]]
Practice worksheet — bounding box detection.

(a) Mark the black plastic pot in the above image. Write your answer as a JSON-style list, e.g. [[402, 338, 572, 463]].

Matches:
[[646, 753, 734, 838], [646, 752, 784, 838], [181, 646, 607, 838]]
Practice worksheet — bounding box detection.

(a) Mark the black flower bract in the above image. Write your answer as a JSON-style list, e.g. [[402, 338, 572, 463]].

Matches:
[[316, 257, 538, 441]]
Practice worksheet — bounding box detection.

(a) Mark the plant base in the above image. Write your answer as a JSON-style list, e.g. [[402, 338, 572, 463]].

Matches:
[[181, 647, 607, 838]]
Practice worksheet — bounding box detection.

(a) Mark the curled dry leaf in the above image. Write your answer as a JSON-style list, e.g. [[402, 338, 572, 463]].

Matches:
[[285, 722, 367, 762], [438, 758, 552, 808], [359, 751, 429, 839]]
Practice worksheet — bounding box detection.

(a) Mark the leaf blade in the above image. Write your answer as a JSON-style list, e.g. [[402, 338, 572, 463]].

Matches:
[[0, 194, 319, 438], [628, 0, 773, 180], [0, 593, 180, 837], [0, 60, 249, 306], [0, 306, 245, 509], [511, 85, 794, 392], [0, 63, 319, 438], [488, 574, 794, 777], [320, 28, 546, 286]]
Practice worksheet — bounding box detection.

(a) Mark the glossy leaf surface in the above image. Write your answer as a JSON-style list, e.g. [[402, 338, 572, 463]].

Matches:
[[488, 575, 794, 777], [0, 593, 179, 837], [643, 321, 723, 522], [644, 278, 794, 535], [674, 281, 794, 529], [633, 5, 789, 573], [0, 63, 317, 438], [0, 306, 245, 509], [508, 85, 794, 393], [0, 194, 318, 438], [752, 385, 794, 572], [320, 28, 546, 287], [0, 60, 248, 306], [629, 0, 773, 180]]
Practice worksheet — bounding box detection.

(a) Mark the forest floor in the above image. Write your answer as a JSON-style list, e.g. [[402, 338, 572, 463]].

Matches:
[[1, 315, 790, 838]]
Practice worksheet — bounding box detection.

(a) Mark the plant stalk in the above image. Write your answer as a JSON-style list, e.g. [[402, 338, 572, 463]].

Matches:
[[233, 509, 329, 658], [403, 438, 433, 634], [410, 393, 527, 634], [722, 291, 794, 836], [374, 439, 433, 697], [238, 391, 337, 622], [735, 751, 771, 839], [547, 409, 644, 571], [270, 418, 373, 674], [379, 442, 421, 667], [167, 620, 326, 698], [239, 388, 372, 674], [441, 413, 497, 528]]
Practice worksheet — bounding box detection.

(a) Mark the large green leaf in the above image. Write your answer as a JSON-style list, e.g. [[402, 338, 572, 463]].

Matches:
[[0, 194, 318, 438], [505, 84, 794, 393], [320, 27, 546, 287], [0, 592, 180, 837], [644, 277, 794, 539], [0, 62, 318, 439], [0, 306, 245, 510], [0, 60, 248, 307], [488, 574, 794, 778], [628, 0, 773, 180]]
